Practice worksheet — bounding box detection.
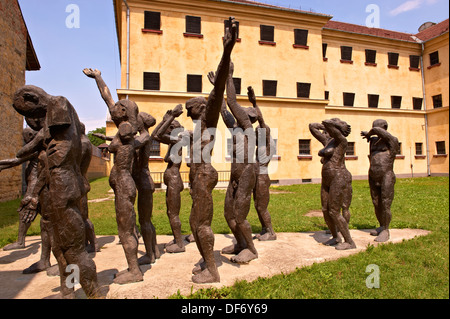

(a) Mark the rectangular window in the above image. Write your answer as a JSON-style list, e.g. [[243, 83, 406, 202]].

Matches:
[[297, 82, 311, 98], [410, 55, 420, 69], [260, 25, 275, 42], [388, 52, 399, 67], [224, 19, 240, 38], [144, 11, 161, 30], [186, 16, 201, 34], [413, 97, 423, 110], [233, 77, 241, 95], [322, 43, 328, 59], [143, 72, 160, 90], [346, 142, 355, 156], [415, 143, 423, 155], [149, 140, 161, 157], [398, 142, 403, 155], [298, 139, 311, 155], [436, 141, 446, 155], [391, 96, 402, 109], [432, 94, 443, 108], [187, 74, 202, 93], [429, 51, 440, 66], [325, 91, 329, 100], [365, 49, 377, 64], [263, 80, 277, 96], [343, 92, 355, 107], [294, 29, 308, 46], [341, 46, 353, 62], [368, 94, 379, 108]]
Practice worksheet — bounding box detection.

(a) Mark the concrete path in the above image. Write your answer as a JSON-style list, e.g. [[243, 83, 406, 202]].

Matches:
[[0, 229, 430, 299]]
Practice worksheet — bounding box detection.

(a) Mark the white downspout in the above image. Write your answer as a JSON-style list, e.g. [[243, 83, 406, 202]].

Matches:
[[420, 42, 431, 176], [123, 0, 130, 99]]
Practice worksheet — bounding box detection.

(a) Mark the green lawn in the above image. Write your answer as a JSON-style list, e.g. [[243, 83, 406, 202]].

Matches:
[[0, 176, 448, 298]]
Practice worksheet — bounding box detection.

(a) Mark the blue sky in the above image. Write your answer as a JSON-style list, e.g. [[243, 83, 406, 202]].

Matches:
[[19, 0, 449, 133]]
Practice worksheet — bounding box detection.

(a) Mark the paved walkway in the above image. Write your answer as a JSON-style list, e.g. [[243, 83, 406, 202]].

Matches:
[[0, 229, 430, 299]]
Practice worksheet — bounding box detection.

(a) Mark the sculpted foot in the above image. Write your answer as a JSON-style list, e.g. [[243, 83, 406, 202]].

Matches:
[[3, 242, 25, 251], [221, 244, 244, 255], [113, 269, 143, 285], [165, 243, 185, 253], [23, 260, 51, 274], [192, 261, 206, 275], [370, 226, 384, 236], [230, 249, 258, 264], [138, 254, 153, 265], [374, 229, 390, 242], [192, 268, 220, 284], [323, 234, 343, 246], [335, 242, 356, 250]]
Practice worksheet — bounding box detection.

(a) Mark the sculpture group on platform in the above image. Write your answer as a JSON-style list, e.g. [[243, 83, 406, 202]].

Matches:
[[0, 16, 400, 297]]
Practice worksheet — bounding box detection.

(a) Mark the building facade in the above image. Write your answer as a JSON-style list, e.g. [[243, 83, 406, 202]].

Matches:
[[111, 0, 449, 185], [0, 0, 40, 201]]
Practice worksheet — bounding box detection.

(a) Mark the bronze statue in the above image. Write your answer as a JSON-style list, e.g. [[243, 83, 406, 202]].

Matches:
[[185, 17, 238, 283], [12, 85, 103, 298], [151, 104, 187, 253], [361, 119, 400, 242], [83, 68, 160, 270], [309, 119, 356, 250], [247, 86, 277, 241], [218, 62, 258, 264]]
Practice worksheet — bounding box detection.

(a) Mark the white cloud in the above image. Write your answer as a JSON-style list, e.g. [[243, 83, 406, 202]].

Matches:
[[390, 0, 423, 16], [389, 0, 440, 16]]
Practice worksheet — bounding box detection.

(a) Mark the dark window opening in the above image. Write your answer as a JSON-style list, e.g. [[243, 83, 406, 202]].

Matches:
[[232, 77, 241, 95], [263, 80, 277, 96], [187, 74, 202, 93], [298, 139, 311, 155], [322, 43, 328, 59], [260, 25, 275, 42], [436, 141, 446, 155], [410, 55, 420, 69], [432, 94, 443, 108], [297, 82, 311, 98], [413, 97, 423, 110], [294, 29, 308, 46], [341, 46, 353, 61], [430, 51, 439, 66], [150, 140, 161, 157], [388, 52, 399, 66], [415, 143, 423, 155], [391, 96, 402, 109], [186, 16, 201, 34], [365, 49, 377, 64], [325, 91, 329, 100], [346, 142, 355, 156], [343, 92, 355, 106], [143, 72, 160, 90], [144, 11, 161, 30], [368, 94, 379, 108]]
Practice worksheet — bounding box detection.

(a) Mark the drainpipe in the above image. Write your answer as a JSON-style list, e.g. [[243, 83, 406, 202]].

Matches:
[[420, 42, 431, 176], [123, 0, 130, 99]]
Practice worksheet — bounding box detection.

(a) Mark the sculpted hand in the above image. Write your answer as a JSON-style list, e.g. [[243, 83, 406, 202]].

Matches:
[[361, 131, 370, 140], [83, 68, 101, 78], [18, 196, 39, 224], [223, 17, 238, 50], [207, 71, 216, 86], [247, 86, 256, 105], [172, 104, 183, 117]]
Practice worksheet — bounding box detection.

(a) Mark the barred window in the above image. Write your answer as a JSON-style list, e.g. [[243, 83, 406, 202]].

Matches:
[[150, 140, 161, 157], [413, 97, 423, 110], [143, 72, 160, 90], [144, 11, 161, 30], [298, 139, 311, 155]]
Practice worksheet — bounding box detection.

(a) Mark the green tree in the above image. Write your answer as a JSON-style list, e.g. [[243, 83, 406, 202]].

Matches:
[[87, 127, 106, 147]]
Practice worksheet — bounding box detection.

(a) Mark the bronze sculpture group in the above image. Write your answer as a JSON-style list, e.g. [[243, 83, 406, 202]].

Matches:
[[0, 16, 400, 297]]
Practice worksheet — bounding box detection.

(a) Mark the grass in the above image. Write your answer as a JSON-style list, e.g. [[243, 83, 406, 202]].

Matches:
[[0, 176, 448, 298]]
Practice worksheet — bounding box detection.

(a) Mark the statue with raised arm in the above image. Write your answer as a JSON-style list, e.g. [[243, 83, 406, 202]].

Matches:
[[361, 119, 399, 242], [247, 86, 277, 241], [216, 62, 258, 264], [185, 17, 238, 283], [83, 68, 160, 266], [309, 119, 355, 250], [152, 104, 188, 253], [12, 85, 104, 298]]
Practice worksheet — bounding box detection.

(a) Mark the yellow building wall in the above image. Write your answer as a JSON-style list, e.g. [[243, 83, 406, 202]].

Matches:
[[110, 0, 447, 183]]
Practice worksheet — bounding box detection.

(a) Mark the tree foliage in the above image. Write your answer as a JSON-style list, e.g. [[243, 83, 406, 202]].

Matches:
[[87, 127, 106, 147]]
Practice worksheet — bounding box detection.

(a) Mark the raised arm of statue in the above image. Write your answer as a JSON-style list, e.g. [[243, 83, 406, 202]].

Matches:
[[16, 129, 45, 158], [205, 17, 238, 128], [226, 64, 252, 130], [83, 68, 116, 112], [151, 104, 183, 145], [93, 133, 114, 141], [0, 152, 38, 172], [309, 123, 329, 146], [366, 127, 400, 154]]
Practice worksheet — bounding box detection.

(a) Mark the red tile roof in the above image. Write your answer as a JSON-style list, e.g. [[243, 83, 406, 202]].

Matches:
[[415, 19, 449, 42], [324, 20, 417, 43]]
